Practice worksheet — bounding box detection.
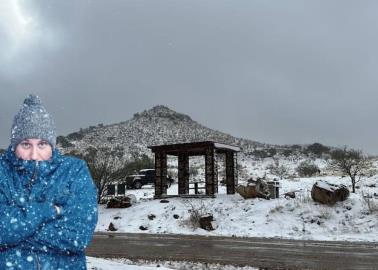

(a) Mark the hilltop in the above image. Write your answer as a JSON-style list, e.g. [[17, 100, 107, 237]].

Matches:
[[57, 105, 332, 161]]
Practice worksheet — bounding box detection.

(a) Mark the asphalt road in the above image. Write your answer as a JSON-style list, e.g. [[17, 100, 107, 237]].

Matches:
[[86, 232, 378, 270]]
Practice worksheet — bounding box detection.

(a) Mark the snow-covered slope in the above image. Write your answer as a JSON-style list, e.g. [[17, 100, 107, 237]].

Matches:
[[57, 105, 331, 162]]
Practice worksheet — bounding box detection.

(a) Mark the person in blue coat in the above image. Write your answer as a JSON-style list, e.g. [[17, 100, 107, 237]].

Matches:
[[0, 94, 98, 269]]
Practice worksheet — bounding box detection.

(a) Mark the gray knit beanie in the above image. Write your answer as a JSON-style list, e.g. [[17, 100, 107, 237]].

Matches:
[[11, 94, 57, 148]]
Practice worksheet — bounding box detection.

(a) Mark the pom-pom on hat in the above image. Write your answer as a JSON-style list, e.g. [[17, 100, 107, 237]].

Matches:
[[11, 94, 57, 148]]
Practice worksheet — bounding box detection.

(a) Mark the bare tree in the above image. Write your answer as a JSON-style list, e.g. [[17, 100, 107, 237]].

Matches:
[[68, 147, 156, 203], [69, 146, 124, 203], [329, 147, 372, 193]]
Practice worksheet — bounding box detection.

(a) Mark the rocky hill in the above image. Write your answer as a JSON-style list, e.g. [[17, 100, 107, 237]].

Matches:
[[57, 105, 330, 161]]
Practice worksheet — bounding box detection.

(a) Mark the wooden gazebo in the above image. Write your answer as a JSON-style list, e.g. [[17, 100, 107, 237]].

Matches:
[[148, 141, 240, 198]]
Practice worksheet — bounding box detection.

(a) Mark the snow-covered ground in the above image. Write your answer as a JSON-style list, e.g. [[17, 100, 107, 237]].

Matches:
[[93, 157, 378, 268], [86, 257, 170, 270], [97, 175, 378, 242], [86, 257, 258, 270]]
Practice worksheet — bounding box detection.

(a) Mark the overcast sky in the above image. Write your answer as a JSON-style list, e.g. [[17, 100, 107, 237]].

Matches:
[[1, 0, 378, 154]]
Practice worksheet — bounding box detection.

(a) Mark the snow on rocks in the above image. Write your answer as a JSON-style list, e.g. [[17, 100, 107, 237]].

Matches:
[[311, 180, 349, 205]]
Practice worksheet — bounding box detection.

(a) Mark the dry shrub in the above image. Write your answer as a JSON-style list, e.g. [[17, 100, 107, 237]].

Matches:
[[362, 192, 378, 214], [182, 199, 212, 230]]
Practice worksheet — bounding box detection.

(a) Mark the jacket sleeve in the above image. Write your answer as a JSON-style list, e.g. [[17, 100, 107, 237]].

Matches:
[[27, 160, 98, 254], [0, 181, 58, 247]]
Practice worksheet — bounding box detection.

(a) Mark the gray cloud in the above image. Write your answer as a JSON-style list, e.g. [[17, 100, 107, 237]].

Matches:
[[1, 0, 378, 154]]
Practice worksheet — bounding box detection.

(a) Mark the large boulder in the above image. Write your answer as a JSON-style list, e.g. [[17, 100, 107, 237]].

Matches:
[[311, 180, 349, 205], [236, 178, 270, 199], [106, 195, 136, 208], [284, 191, 296, 199]]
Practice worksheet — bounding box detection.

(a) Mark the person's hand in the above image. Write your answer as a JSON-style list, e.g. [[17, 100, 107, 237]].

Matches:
[[52, 191, 70, 218], [53, 204, 63, 217], [40, 187, 72, 219]]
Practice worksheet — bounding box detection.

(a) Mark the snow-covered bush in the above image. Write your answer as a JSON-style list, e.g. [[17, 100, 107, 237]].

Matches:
[[267, 159, 289, 179], [294, 191, 312, 205], [305, 143, 330, 156], [296, 161, 320, 177]]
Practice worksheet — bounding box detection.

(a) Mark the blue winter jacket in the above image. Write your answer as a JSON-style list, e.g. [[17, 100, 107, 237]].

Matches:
[[0, 147, 98, 270]]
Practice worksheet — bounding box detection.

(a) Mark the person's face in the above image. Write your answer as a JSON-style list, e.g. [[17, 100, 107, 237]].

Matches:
[[15, 138, 52, 161]]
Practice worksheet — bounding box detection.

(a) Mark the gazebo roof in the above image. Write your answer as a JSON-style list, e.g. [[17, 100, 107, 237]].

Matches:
[[148, 141, 240, 156]]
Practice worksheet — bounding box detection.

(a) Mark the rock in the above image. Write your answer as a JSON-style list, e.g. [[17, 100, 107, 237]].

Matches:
[[113, 216, 122, 220], [139, 225, 148, 231], [284, 192, 296, 199], [173, 214, 179, 219], [311, 180, 349, 205], [236, 179, 270, 199], [160, 199, 170, 203], [106, 196, 134, 208], [148, 214, 156, 220], [108, 222, 118, 231], [199, 215, 214, 231]]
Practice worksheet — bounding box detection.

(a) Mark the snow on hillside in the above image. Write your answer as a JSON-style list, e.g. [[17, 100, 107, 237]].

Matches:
[[57, 105, 268, 160]]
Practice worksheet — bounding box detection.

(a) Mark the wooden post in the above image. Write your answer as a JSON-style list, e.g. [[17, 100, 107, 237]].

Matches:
[[214, 152, 218, 194], [161, 152, 168, 195], [154, 151, 167, 198], [226, 151, 236, 194], [178, 154, 189, 195], [234, 152, 238, 187], [194, 182, 199, 194], [154, 151, 162, 198], [205, 147, 215, 196]]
